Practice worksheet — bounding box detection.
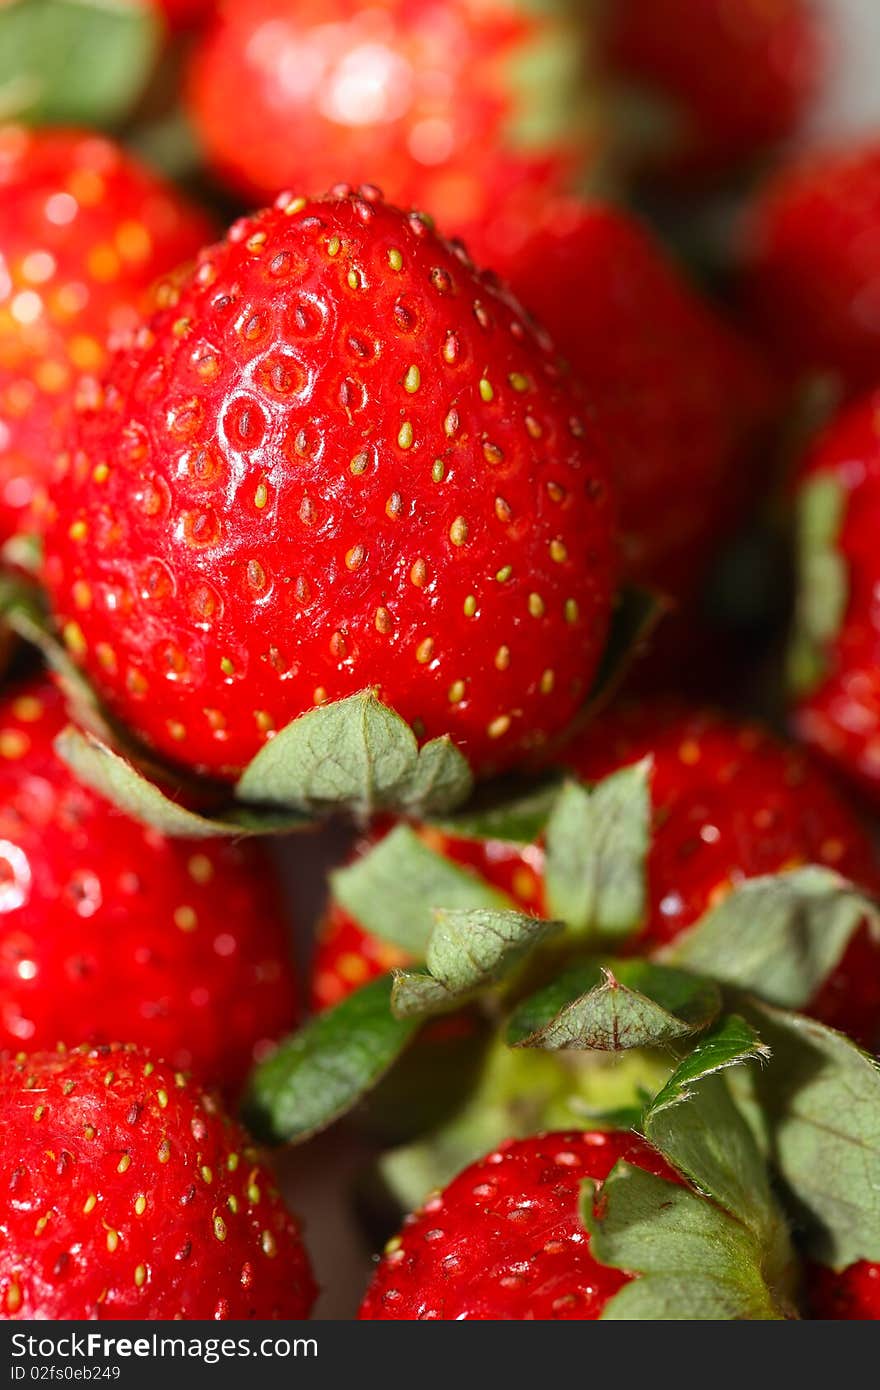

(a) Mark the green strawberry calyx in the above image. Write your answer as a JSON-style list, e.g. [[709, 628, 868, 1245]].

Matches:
[[787, 471, 849, 698], [584, 1069, 798, 1320]]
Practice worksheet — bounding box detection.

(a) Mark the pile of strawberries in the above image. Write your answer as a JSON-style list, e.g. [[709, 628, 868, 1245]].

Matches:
[[4, 0, 880, 1323]]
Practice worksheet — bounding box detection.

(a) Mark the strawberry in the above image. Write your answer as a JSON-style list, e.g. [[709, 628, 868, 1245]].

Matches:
[[741, 140, 880, 397], [606, 0, 825, 179], [312, 700, 880, 1043], [359, 1130, 679, 1319], [0, 126, 212, 543], [499, 200, 776, 601], [0, 1043, 316, 1319], [0, 678, 298, 1092], [185, 0, 599, 265], [41, 187, 617, 783], [788, 389, 880, 809], [806, 1261, 880, 1319]]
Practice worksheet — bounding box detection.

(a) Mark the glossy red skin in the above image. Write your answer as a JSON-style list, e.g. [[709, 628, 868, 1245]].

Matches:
[[607, 0, 825, 178], [360, 1130, 680, 1320], [0, 127, 213, 542], [0, 679, 298, 1093], [313, 702, 880, 1044], [501, 201, 776, 601], [742, 142, 880, 396], [807, 1261, 880, 1319], [0, 1045, 316, 1319], [42, 189, 616, 783], [790, 392, 880, 807], [186, 0, 597, 266]]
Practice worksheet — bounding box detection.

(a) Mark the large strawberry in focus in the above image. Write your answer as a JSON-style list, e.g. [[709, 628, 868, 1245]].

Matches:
[[0, 126, 213, 541], [313, 700, 880, 1045], [741, 140, 880, 397], [606, 0, 826, 180], [0, 1044, 315, 1319], [788, 389, 880, 808], [42, 188, 617, 785], [186, 0, 600, 265], [501, 200, 776, 601], [0, 678, 297, 1092], [359, 1130, 680, 1320]]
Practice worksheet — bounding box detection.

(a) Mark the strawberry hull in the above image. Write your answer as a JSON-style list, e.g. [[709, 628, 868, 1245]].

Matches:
[[313, 700, 880, 1047]]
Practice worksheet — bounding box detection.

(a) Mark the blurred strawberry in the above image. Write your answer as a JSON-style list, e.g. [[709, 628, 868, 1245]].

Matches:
[[807, 1260, 880, 1319], [157, 0, 215, 30], [500, 200, 776, 602], [0, 677, 298, 1092], [607, 0, 826, 179], [186, 0, 601, 264], [0, 126, 212, 541], [741, 139, 880, 396], [789, 389, 880, 809]]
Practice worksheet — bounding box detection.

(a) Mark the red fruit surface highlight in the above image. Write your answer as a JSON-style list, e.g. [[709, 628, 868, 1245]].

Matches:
[[742, 141, 880, 396], [790, 391, 880, 808], [807, 1260, 880, 1319], [0, 126, 213, 541], [186, 0, 598, 265], [502, 201, 776, 600], [42, 188, 617, 782], [313, 701, 880, 1044], [0, 1044, 316, 1319], [359, 1130, 680, 1320], [0, 679, 297, 1092], [607, 0, 825, 177]]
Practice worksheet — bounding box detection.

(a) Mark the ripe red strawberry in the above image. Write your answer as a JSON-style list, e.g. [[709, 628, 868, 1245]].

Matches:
[[741, 140, 880, 396], [499, 200, 776, 601], [788, 390, 880, 808], [806, 1261, 880, 1319], [359, 1130, 680, 1319], [185, 0, 599, 265], [0, 678, 298, 1092], [0, 126, 212, 543], [42, 187, 617, 783], [606, 0, 825, 179], [312, 701, 880, 1043], [0, 1044, 316, 1319]]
